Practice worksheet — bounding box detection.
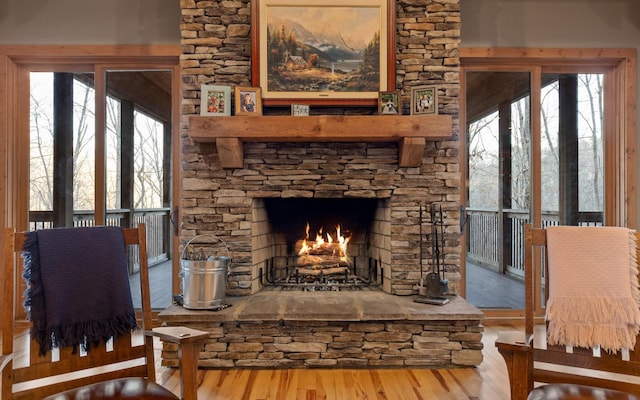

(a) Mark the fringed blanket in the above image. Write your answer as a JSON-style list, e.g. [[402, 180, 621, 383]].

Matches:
[[545, 226, 640, 353], [22, 226, 138, 356]]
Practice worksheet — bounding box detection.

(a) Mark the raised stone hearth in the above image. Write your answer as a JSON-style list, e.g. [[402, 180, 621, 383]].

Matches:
[[158, 290, 484, 368]]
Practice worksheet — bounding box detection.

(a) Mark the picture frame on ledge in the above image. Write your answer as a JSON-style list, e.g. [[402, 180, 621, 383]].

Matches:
[[291, 104, 310, 116], [378, 90, 401, 115], [410, 85, 438, 115], [235, 86, 263, 116], [200, 85, 231, 116]]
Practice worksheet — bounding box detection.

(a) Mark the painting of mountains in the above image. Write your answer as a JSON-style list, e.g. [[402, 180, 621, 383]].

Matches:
[[263, 4, 384, 96]]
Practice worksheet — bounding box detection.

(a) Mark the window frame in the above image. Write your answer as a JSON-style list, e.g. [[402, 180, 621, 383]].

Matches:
[[460, 48, 637, 319], [0, 46, 182, 317]]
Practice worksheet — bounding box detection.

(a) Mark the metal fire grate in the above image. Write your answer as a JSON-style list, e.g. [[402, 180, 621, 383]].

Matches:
[[260, 256, 381, 291]]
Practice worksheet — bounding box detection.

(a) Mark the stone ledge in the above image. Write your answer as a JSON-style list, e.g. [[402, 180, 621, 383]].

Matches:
[[158, 289, 483, 323]]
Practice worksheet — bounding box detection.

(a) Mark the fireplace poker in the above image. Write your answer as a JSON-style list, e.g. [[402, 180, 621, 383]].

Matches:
[[415, 202, 449, 305]]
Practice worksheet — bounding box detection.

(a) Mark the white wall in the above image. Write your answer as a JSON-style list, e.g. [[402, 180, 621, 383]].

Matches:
[[0, 0, 179, 45], [461, 0, 640, 226]]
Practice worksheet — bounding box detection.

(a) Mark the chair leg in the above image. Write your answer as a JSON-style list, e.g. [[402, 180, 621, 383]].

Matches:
[[179, 342, 200, 400], [497, 345, 533, 400]]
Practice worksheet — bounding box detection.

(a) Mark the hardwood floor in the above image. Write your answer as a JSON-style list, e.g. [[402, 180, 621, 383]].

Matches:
[[154, 322, 519, 400]]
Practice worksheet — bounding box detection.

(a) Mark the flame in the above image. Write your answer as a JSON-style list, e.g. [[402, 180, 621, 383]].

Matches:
[[297, 223, 350, 261]]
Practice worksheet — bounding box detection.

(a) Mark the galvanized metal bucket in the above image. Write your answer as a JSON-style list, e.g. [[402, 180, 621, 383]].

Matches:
[[180, 234, 231, 310]]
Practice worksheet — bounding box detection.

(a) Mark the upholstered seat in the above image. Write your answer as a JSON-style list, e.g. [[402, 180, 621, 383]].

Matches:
[[44, 378, 179, 400], [528, 384, 639, 400]]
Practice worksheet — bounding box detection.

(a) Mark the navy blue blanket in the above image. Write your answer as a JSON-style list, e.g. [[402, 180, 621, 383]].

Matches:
[[23, 226, 138, 355]]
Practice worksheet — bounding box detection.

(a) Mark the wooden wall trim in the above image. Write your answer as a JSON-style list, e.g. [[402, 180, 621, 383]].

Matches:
[[460, 47, 636, 63]]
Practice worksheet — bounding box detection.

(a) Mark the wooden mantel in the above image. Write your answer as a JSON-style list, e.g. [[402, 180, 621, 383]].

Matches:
[[189, 114, 453, 168]]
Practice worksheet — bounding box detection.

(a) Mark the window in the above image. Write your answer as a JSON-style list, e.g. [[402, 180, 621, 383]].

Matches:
[[460, 48, 636, 318], [0, 46, 181, 315]]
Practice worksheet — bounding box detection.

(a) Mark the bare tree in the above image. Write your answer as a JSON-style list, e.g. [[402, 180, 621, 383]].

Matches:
[[29, 90, 54, 210], [72, 81, 95, 211], [133, 113, 164, 209], [579, 74, 603, 211], [511, 97, 531, 210], [468, 112, 499, 209]]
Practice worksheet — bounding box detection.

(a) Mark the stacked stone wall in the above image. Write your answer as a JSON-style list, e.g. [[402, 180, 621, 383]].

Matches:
[[161, 319, 482, 368], [179, 0, 461, 296]]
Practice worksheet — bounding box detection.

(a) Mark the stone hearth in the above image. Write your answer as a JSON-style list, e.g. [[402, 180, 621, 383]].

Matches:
[[158, 290, 483, 368]]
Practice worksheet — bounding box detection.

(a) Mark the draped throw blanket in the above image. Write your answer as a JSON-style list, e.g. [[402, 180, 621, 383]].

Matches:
[[545, 226, 640, 353], [22, 226, 139, 356]]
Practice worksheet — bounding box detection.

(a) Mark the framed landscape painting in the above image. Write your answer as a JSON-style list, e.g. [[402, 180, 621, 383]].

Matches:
[[251, 0, 395, 106]]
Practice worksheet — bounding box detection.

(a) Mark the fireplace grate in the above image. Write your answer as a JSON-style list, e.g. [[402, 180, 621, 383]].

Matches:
[[260, 256, 381, 291]]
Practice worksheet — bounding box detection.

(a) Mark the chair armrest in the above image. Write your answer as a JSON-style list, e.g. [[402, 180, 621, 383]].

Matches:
[[495, 331, 534, 400], [496, 330, 531, 352], [146, 326, 210, 344], [145, 327, 209, 400]]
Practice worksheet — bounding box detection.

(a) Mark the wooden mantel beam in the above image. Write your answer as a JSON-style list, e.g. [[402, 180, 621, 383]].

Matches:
[[189, 115, 453, 168]]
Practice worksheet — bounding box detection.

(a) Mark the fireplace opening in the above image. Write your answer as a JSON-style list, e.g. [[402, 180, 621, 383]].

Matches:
[[252, 198, 389, 291]]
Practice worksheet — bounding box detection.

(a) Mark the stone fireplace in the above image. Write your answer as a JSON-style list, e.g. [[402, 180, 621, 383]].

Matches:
[[178, 0, 465, 299], [159, 0, 484, 369]]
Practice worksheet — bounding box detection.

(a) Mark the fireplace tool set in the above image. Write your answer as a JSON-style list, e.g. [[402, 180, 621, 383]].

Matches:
[[415, 202, 450, 305]]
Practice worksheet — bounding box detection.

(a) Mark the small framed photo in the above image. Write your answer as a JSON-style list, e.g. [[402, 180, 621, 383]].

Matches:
[[410, 85, 438, 115], [200, 85, 231, 116], [234, 86, 262, 116], [291, 104, 310, 116], [378, 91, 401, 115]]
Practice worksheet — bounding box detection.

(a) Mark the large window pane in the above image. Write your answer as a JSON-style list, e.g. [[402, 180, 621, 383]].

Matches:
[[465, 70, 531, 310], [29, 72, 96, 228]]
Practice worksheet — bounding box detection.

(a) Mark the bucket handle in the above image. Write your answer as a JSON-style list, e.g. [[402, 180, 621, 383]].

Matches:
[[180, 234, 231, 263]]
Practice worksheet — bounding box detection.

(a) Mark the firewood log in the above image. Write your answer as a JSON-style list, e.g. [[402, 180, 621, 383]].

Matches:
[[296, 254, 349, 268], [295, 240, 343, 255], [296, 266, 349, 276]]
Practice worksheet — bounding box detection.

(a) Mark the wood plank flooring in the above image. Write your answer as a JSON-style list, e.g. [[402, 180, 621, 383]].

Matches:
[[153, 322, 519, 400]]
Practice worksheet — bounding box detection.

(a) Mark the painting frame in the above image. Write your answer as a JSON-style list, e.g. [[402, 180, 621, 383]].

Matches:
[[378, 90, 401, 115], [251, 0, 396, 106], [200, 85, 231, 116], [410, 85, 438, 115], [234, 86, 263, 116]]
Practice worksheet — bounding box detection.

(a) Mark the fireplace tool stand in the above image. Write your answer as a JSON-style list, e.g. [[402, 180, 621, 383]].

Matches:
[[415, 202, 450, 305]]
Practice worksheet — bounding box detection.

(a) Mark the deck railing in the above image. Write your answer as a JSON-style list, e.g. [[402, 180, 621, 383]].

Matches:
[[28, 208, 171, 273], [466, 208, 603, 278]]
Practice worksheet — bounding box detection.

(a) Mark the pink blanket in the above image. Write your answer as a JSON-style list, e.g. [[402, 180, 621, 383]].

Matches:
[[545, 226, 640, 352]]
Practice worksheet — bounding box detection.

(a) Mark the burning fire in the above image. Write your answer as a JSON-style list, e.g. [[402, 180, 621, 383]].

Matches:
[[297, 223, 350, 261]]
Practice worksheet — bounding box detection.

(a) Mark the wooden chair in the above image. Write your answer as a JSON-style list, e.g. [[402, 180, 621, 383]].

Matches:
[[496, 224, 640, 400], [1, 224, 209, 400]]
